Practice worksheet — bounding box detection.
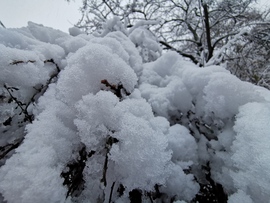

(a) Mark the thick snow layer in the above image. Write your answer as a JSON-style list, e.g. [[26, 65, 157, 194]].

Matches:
[[160, 164, 200, 202], [90, 31, 143, 75], [230, 102, 270, 202], [139, 51, 270, 202], [228, 190, 253, 203], [56, 41, 138, 105], [0, 23, 200, 203], [129, 27, 162, 62], [0, 44, 48, 87], [167, 124, 198, 164], [1, 20, 270, 203], [0, 24, 69, 162], [0, 26, 65, 64], [0, 86, 76, 203], [69, 27, 83, 36], [139, 51, 267, 120]]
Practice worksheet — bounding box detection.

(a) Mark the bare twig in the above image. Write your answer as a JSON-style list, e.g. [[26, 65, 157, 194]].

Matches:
[[0, 138, 24, 160], [101, 136, 118, 187], [3, 84, 33, 123], [0, 20, 6, 28], [10, 60, 36, 65], [109, 181, 116, 203]]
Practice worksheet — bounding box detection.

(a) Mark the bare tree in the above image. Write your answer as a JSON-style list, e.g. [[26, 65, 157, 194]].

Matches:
[[226, 19, 270, 89], [75, 0, 261, 63], [73, 0, 270, 88]]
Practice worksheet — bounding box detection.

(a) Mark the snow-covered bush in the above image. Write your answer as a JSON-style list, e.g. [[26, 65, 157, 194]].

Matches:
[[0, 22, 199, 203], [95, 16, 162, 63], [0, 18, 270, 203], [139, 51, 270, 202]]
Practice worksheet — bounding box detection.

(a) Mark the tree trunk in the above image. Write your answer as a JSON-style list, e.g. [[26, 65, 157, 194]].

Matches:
[[202, 2, 213, 61]]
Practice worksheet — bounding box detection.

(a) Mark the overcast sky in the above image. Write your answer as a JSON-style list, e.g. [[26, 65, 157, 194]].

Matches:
[[0, 0, 81, 33], [0, 0, 269, 33]]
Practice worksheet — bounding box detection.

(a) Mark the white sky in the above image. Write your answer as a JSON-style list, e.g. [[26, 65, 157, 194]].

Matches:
[[0, 0, 81, 33], [0, 0, 269, 33]]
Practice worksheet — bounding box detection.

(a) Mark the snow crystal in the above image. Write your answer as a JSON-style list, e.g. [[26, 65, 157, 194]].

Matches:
[[90, 36, 130, 67]]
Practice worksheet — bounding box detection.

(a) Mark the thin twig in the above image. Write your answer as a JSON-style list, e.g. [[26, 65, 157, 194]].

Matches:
[[0, 20, 6, 28], [10, 60, 36, 65], [108, 181, 116, 203], [3, 84, 33, 123]]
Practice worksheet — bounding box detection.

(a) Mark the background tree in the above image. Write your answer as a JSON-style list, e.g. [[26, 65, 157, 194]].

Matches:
[[226, 14, 270, 89], [74, 0, 270, 88]]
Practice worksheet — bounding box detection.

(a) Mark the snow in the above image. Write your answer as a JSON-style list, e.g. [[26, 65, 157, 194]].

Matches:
[[203, 73, 264, 119], [129, 27, 162, 62], [139, 50, 270, 201], [109, 112, 171, 192], [1, 19, 270, 203], [230, 102, 270, 202], [69, 27, 83, 36], [0, 84, 78, 202], [228, 190, 253, 203], [167, 124, 198, 164], [56, 41, 138, 105], [160, 164, 200, 202]]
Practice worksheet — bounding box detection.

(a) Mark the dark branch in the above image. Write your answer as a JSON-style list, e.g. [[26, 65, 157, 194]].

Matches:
[[159, 41, 200, 65]]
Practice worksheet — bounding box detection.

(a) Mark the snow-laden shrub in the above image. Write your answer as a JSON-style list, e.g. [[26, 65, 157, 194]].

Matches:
[[0, 24, 67, 166], [1, 19, 270, 203], [139, 51, 270, 202], [0, 23, 199, 203], [129, 27, 162, 62], [96, 16, 162, 63]]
